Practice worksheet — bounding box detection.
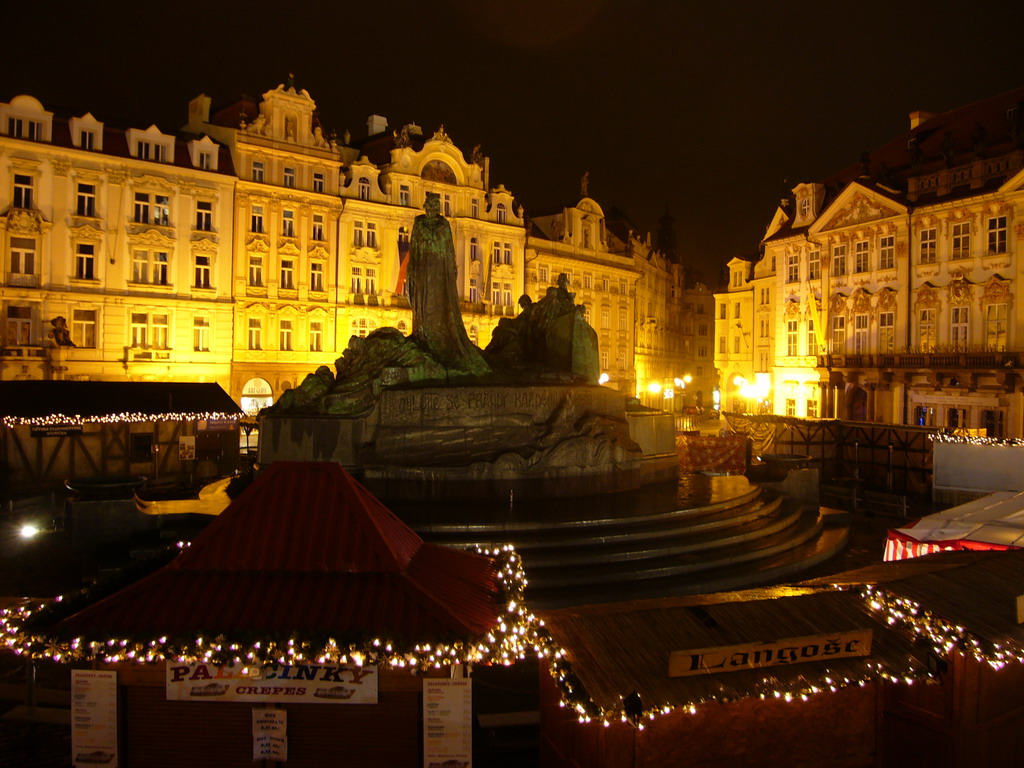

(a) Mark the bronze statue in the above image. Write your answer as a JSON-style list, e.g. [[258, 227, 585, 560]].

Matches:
[[408, 192, 489, 377], [49, 316, 75, 347]]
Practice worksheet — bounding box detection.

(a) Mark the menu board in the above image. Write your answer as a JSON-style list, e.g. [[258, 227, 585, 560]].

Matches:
[[72, 670, 118, 767], [252, 708, 287, 762], [423, 678, 471, 768]]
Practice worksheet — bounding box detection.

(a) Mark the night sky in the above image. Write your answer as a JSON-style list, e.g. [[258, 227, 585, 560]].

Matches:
[[4, 0, 1023, 278]]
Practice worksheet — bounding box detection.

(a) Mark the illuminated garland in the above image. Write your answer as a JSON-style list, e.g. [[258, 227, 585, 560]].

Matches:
[[3, 412, 243, 429], [862, 584, 1024, 669], [0, 545, 548, 673], [930, 433, 1024, 447]]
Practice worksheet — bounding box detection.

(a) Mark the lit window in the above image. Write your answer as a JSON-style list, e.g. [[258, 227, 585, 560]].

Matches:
[[279, 320, 293, 350], [919, 228, 936, 264], [280, 259, 294, 290], [76, 183, 96, 217], [951, 222, 971, 259], [281, 210, 295, 238], [195, 200, 213, 231], [194, 254, 211, 289], [73, 309, 96, 348], [250, 205, 264, 233], [248, 318, 262, 349], [879, 236, 895, 270], [193, 317, 210, 351], [358, 177, 371, 200], [13, 174, 34, 209], [310, 262, 324, 293], [310, 321, 323, 352], [987, 216, 1007, 255], [248, 255, 264, 286]]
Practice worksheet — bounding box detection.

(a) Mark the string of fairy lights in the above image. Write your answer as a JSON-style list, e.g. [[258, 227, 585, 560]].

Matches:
[[2, 411, 243, 429], [3, 538, 1024, 728], [930, 432, 1024, 447], [0, 545, 550, 673]]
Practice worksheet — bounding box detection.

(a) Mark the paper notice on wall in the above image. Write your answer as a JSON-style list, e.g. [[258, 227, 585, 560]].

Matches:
[[423, 678, 472, 768], [253, 708, 287, 762], [179, 435, 196, 461], [72, 669, 118, 768]]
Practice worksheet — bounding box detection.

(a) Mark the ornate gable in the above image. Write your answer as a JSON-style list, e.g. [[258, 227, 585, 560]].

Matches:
[[812, 183, 905, 234]]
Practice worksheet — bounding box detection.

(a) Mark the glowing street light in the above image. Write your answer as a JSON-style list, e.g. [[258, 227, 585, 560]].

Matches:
[[598, 372, 610, 385], [19, 523, 41, 540]]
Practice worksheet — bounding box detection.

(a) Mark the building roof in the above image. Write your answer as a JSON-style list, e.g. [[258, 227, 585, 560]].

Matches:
[[55, 462, 502, 640], [0, 381, 241, 421]]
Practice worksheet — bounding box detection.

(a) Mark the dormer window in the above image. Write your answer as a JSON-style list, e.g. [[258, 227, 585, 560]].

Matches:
[[136, 141, 166, 162], [496, 203, 507, 223], [198, 152, 211, 170], [70, 113, 103, 151], [358, 177, 371, 200], [8, 117, 43, 141], [1, 95, 54, 143], [80, 131, 95, 150], [799, 197, 810, 218]]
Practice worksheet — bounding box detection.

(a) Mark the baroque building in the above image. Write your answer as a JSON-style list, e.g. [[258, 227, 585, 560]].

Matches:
[[716, 86, 1024, 435], [2, 83, 692, 415]]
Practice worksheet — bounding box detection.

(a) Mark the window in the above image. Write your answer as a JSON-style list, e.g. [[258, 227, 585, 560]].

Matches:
[[366, 223, 378, 249], [807, 318, 817, 355], [75, 243, 96, 280], [808, 251, 820, 280], [733, 302, 740, 319], [853, 313, 868, 352], [283, 167, 295, 188], [786, 254, 799, 283], [6, 306, 32, 346], [698, 322, 707, 336], [496, 203, 507, 223], [947, 408, 967, 429], [914, 406, 935, 427], [79, 130, 95, 150], [248, 318, 262, 349], [854, 241, 869, 273], [785, 399, 796, 417], [986, 303, 1007, 350], [733, 336, 741, 354], [983, 409, 1005, 438], [601, 308, 610, 329], [719, 336, 726, 354], [310, 262, 324, 293], [951, 222, 971, 259], [503, 243, 512, 265], [195, 200, 213, 231], [310, 321, 323, 352], [280, 259, 294, 290], [919, 228, 936, 263], [8, 117, 44, 141], [830, 244, 846, 276], [719, 303, 726, 320], [279, 319, 293, 350], [807, 399, 818, 418], [492, 280, 501, 305], [469, 277, 479, 303], [786, 320, 798, 356], [313, 172, 325, 193], [470, 238, 479, 261], [400, 185, 411, 206], [538, 266, 549, 283], [987, 216, 1007, 255], [312, 214, 325, 241], [443, 194, 452, 217], [357, 177, 371, 200], [831, 315, 846, 351], [619, 309, 628, 331], [492, 241, 501, 264], [13, 174, 33, 209], [601, 276, 609, 292], [132, 250, 168, 285], [248, 255, 264, 286], [197, 151, 211, 171], [879, 312, 894, 352], [471, 198, 479, 217], [193, 317, 210, 351], [130, 313, 168, 349], [129, 433, 154, 463], [10, 237, 36, 276], [136, 141, 166, 162], [365, 268, 377, 295], [76, 183, 96, 217], [194, 254, 211, 288], [281, 209, 295, 238], [351, 266, 363, 294], [353, 221, 364, 248], [252, 161, 265, 183], [133, 193, 169, 225], [503, 282, 512, 307], [72, 309, 96, 348], [918, 308, 936, 350], [879, 236, 895, 270], [951, 305, 969, 348], [351, 318, 376, 337], [620, 279, 628, 295], [251, 205, 264, 233]]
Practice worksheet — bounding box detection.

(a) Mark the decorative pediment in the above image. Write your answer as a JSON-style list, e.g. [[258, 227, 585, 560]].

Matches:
[[947, 276, 974, 306], [812, 184, 905, 234], [132, 173, 176, 193], [829, 293, 848, 314], [69, 222, 105, 242], [876, 288, 897, 311], [979, 274, 1013, 307], [307, 244, 330, 260], [914, 283, 940, 309], [278, 241, 301, 257], [351, 247, 379, 264], [3, 209, 47, 235], [783, 300, 801, 319], [762, 206, 790, 241], [247, 236, 270, 252], [127, 228, 175, 248], [850, 288, 872, 314], [190, 237, 219, 254]]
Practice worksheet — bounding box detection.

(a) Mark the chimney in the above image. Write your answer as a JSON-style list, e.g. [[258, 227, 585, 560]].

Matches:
[[187, 94, 211, 129], [367, 114, 388, 136], [909, 110, 936, 130]]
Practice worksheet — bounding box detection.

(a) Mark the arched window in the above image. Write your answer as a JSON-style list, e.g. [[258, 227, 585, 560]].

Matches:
[[357, 177, 371, 200], [397, 320, 408, 334], [496, 203, 507, 223], [351, 317, 376, 338]]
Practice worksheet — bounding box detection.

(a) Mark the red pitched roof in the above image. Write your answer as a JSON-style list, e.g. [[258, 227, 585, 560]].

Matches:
[[58, 463, 500, 639]]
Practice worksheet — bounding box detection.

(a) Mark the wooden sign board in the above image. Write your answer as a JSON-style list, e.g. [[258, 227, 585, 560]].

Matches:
[[668, 630, 873, 678]]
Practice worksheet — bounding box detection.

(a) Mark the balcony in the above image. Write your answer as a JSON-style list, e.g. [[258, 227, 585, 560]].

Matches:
[[818, 349, 1019, 370], [0, 345, 46, 359], [129, 348, 171, 362], [5, 273, 39, 288]]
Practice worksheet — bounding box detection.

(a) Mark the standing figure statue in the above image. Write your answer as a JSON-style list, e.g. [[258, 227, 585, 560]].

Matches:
[[408, 192, 490, 376]]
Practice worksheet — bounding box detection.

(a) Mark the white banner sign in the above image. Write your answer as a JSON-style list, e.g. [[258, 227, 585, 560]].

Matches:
[[72, 669, 118, 768], [423, 678, 472, 768], [253, 708, 287, 762], [166, 662, 377, 704]]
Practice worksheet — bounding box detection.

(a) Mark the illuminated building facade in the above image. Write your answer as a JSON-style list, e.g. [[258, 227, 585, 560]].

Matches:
[[0, 95, 237, 388], [716, 86, 1024, 435], [3, 84, 693, 413]]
